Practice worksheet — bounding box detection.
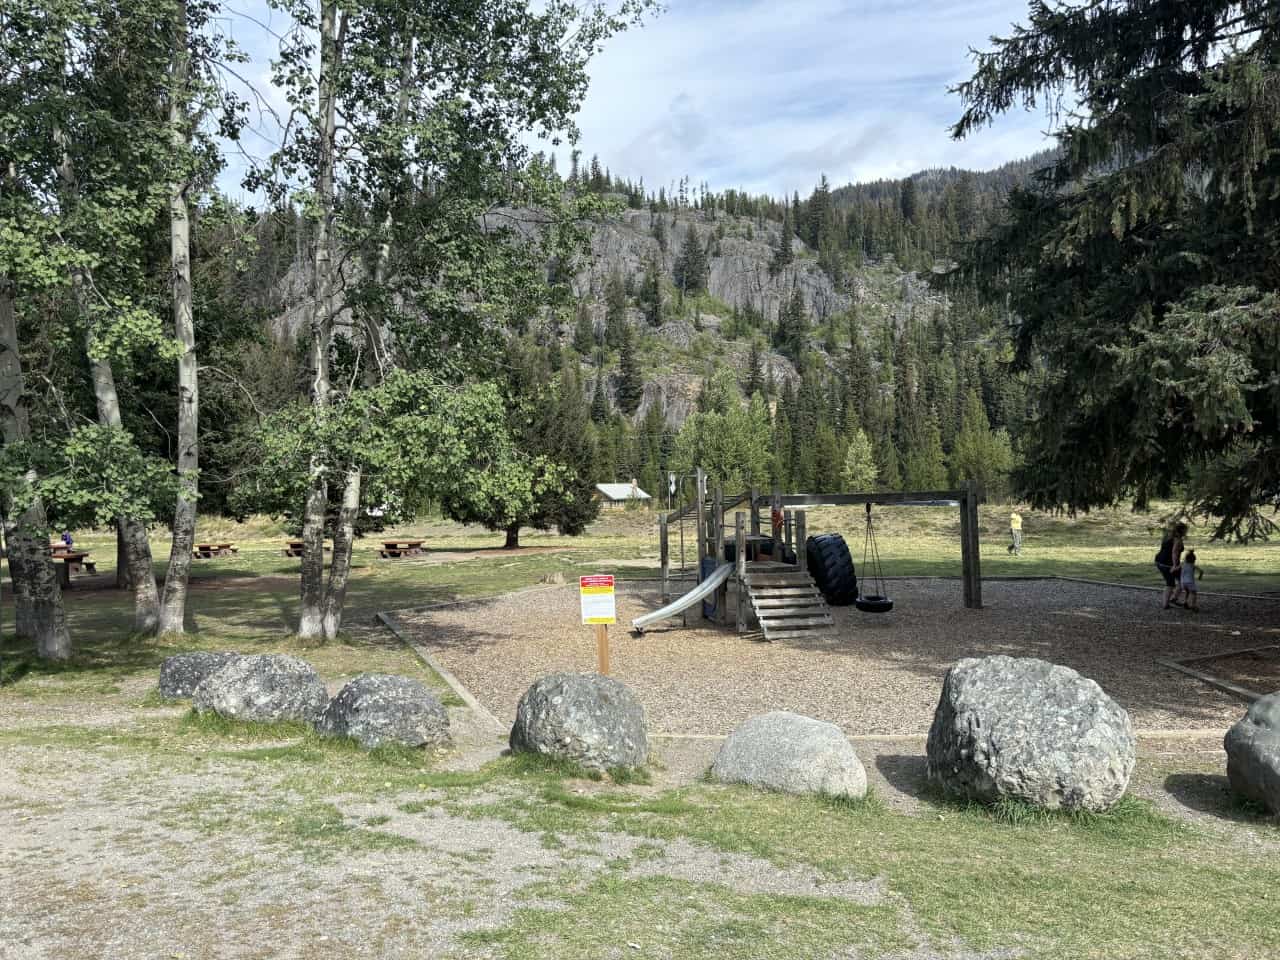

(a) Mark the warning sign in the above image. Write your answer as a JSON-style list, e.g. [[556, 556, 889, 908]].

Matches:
[[579, 574, 616, 625]]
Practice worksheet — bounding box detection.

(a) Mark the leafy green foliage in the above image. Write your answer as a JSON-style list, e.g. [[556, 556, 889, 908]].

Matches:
[[952, 0, 1280, 536]]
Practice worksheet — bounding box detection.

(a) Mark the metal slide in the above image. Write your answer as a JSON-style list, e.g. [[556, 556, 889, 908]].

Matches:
[[631, 562, 735, 632]]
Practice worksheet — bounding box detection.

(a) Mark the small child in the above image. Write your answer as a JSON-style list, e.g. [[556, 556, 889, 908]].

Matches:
[[1178, 549, 1203, 612]]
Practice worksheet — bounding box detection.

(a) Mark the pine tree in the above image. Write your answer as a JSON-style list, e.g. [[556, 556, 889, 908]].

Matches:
[[604, 269, 627, 349], [770, 205, 794, 276], [638, 259, 663, 326], [952, 0, 1280, 534], [745, 338, 764, 397], [773, 285, 807, 361], [616, 325, 643, 415], [874, 426, 901, 491], [899, 176, 918, 224], [572, 303, 596, 355], [651, 213, 667, 253], [842, 426, 877, 490], [590, 374, 609, 423], [673, 224, 707, 296]]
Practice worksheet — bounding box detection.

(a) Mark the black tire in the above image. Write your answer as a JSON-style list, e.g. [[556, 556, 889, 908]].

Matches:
[[854, 595, 894, 614], [805, 533, 858, 605]]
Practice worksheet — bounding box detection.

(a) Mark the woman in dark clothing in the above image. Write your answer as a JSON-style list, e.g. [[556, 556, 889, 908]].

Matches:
[[1155, 522, 1187, 609]]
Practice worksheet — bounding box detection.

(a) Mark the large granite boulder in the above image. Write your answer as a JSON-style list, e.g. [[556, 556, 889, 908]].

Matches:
[[193, 654, 328, 725], [1224, 692, 1280, 814], [509, 673, 647, 772], [926, 656, 1135, 812], [317, 674, 451, 749], [711, 711, 867, 799], [159, 652, 241, 699]]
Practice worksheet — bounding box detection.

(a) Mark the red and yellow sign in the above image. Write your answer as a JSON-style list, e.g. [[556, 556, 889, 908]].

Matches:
[[579, 574, 616, 625]]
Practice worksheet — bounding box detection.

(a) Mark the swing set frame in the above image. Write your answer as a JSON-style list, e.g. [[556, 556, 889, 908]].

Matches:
[[751, 482, 985, 610]]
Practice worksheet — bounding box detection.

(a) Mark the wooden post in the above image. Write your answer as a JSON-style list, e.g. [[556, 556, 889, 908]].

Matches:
[[595, 623, 610, 675], [967, 482, 983, 609], [659, 512, 670, 603], [749, 486, 761, 539], [960, 486, 974, 608], [795, 510, 807, 573], [695, 468, 708, 621], [735, 511, 746, 633], [783, 510, 793, 556], [714, 487, 727, 623]]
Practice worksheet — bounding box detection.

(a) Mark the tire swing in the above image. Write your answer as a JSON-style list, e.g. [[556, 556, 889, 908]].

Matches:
[[855, 502, 894, 614]]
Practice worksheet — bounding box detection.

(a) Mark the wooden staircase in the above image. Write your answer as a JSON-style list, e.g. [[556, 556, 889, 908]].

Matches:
[[744, 564, 836, 641]]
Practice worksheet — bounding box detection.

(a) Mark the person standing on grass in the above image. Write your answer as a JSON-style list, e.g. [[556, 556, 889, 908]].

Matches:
[[1008, 510, 1023, 556], [1155, 522, 1187, 608]]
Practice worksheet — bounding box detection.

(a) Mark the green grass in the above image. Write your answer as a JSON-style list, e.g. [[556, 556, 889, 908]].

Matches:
[[3, 509, 1279, 957], [5, 708, 1278, 957], [462, 875, 910, 959]]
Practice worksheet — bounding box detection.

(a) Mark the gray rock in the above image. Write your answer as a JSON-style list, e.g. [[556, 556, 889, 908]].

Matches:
[[318, 674, 451, 749], [158, 652, 241, 699], [193, 654, 328, 725], [509, 673, 647, 772], [711, 711, 867, 799], [926, 656, 1135, 812], [1224, 692, 1280, 814]]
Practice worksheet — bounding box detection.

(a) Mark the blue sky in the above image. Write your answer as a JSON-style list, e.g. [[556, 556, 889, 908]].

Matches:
[[216, 0, 1050, 200]]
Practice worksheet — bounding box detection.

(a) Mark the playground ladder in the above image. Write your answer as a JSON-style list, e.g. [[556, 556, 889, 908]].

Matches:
[[743, 565, 836, 641]]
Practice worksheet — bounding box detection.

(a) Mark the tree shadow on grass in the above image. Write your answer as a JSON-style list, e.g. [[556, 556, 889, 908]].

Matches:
[[1162, 773, 1278, 827]]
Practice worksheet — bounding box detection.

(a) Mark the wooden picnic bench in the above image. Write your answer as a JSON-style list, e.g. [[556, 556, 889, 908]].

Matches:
[[379, 539, 424, 559], [193, 542, 238, 559], [282, 540, 332, 557], [53, 551, 97, 587]]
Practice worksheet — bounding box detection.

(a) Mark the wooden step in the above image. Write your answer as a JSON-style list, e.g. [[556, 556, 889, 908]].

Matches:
[[757, 615, 834, 628], [745, 566, 837, 642], [765, 629, 838, 641], [752, 597, 826, 609]]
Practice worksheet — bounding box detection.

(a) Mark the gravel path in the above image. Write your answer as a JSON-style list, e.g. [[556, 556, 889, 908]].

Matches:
[[400, 578, 1280, 736]]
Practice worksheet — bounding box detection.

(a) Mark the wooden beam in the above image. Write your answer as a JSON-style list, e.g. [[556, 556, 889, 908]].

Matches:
[[714, 487, 727, 624], [967, 482, 983, 609], [659, 512, 670, 603], [735, 512, 746, 634], [795, 510, 807, 573], [758, 490, 966, 508], [959, 490, 974, 609]]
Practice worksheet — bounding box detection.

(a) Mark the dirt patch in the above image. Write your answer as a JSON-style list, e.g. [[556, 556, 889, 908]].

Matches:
[[399, 579, 1279, 737]]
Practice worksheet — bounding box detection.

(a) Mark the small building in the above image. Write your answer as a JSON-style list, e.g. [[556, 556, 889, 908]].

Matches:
[[595, 480, 651, 508]]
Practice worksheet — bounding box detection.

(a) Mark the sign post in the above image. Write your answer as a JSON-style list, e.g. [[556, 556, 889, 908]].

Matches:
[[579, 574, 616, 675]]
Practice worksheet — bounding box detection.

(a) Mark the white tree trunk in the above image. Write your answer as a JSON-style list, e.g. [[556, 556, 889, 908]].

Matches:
[[159, 0, 196, 636], [0, 275, 71, 659], [81, 315, 160, 634], [321, 466, 361, 640], [55, 129, 160, 635], [297, 0, 341, 640]]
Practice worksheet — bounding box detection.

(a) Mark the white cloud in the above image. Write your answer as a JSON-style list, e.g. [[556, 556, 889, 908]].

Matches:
[[215, 0, 1052, 201], [565, 0, 1050, 194]]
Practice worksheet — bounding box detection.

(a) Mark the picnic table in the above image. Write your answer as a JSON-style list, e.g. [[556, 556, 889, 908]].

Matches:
[[193, 542, 238, 559], [282, 540, 332, 557], [53, 551, 97, 587], [379, 539, 425, 559]]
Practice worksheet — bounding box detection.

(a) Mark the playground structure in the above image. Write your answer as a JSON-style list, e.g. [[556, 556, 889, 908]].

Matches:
[[633, 469, 984, 640]]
